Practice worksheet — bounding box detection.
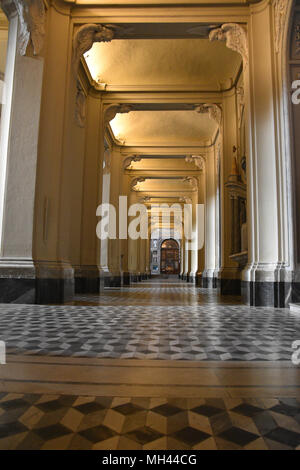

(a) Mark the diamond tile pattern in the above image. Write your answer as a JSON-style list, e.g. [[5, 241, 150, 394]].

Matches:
[[0, 296, 298, 360], [0, 394, 299, 449]]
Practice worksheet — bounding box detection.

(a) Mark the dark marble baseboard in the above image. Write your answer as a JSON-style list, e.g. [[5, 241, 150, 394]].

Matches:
[[0, 278, 35, 304], [36, 278, 74, 304], [122, 272, 131, 286], [75, 276, 100, 294], [202, 276, 218, 289], [242, 281, 294, 307], [220, 278, 241, 296], [104, 276, 122, 288]]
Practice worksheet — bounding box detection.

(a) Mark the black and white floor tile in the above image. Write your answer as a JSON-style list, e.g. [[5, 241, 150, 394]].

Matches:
[[0, 303, 299, 361], [0, 393, 300, 450]]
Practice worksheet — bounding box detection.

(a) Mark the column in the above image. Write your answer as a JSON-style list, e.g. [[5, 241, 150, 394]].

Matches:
[[196, 170, 206, 287], [242, 4, 289, 306], [106, 146, 122, 287], [202, 147, 217, 287], [0, 6, 44, 302], [77, 94, 104, 293]]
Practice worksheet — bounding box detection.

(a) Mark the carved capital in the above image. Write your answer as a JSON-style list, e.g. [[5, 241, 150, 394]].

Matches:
[[139, 196, 151, 203], [75, 80, 86, 128], [179, 197, 192, 204], [274, 0, 289, 54], [72, 24, 114, 76], [104, 104, 132, 126], [185, 155, 206, 170], [209, 23, 248, 66], [195, 103, 222, 127], [131, 177, 146, 191], [0, 0, 46, 55], [123, 155, 142, 170], [182, 176, 198, 191]]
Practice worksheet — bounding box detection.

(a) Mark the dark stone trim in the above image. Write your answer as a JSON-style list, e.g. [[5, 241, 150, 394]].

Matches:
[[220, 278, 241, 296], [104, 275, 122, 288], [242, 280, 293, 307], [0, 278, 35, 304], [201, 276, 218, 289], [75, 276, 100, 294], [36, 278, 74, 304], [122, 272, 131, 286]]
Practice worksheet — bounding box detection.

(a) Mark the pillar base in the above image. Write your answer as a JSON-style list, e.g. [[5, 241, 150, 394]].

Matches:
[[0, 258, 36, 303], [0, 259, 75, 304], [122, 272, 131, 286], [104, 273, 122, 288], [74, 266, 101, 294], [241, 281, 293, 307], [130, 273, 139, 283], [219, 268, 241, 295], [35, 261, 74, 304]]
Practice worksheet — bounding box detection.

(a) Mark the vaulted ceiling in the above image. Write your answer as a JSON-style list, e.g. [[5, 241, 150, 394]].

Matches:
[[84, 30, 240, 148]]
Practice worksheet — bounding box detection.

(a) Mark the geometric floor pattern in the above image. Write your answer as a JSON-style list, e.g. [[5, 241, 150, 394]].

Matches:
[[0, 302, 298, 360], [0, 393, 300, 450]]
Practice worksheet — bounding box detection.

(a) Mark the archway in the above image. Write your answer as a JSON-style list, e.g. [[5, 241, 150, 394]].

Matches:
[[160, 239, 180, 275]]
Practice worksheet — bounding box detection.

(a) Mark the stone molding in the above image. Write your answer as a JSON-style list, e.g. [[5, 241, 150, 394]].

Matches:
[[131, 177, 146, 191], [123, 155, 142, 170], [209, 23, 248, 66], [72, 23, 114, 76], [0, 0, 46, 55], [195, 103, 222, 127], [273, 0, 290, 54], [104, 103, 132, 126], [185, 155, 205, 170]]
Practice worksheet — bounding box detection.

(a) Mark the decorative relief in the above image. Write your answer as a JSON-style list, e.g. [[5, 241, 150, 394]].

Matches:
[[75, 80, 86, 128], [131, 177, 146, 191], [182, 176, 198, 191], [209, 23, 248, 66], [139, 196, 151, 203], [123, 155, 142, 170], [1, 0, 46, 55], [72, 24, 114, 75], [195, 103, 222, 127], [179, 197, 192, 204], [185, 155, 205, 170], [104, 104, 132, 126], [274, 0, 289, 54]]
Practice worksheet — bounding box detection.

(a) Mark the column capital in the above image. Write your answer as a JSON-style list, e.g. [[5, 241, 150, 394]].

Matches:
[[209, 23, 248, 66], [104, 103, 132, 126], [0, 0, 46, 55], [131, 177, 146, 191], [123, 155, 142, 170], [185, 155, 206, 170], [72, 23, 114, 76], [195, 103, 222, 127]]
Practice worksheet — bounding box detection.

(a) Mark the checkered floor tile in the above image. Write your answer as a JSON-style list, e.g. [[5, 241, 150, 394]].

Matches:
[[0, 302, 299, 360], [0, 393, 299, 449]]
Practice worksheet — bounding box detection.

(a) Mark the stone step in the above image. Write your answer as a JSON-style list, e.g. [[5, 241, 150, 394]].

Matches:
[[289, 303, 300, 313]]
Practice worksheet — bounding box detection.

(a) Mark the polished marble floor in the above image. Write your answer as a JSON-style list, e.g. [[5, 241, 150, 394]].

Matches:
[[0, 279, 298, 360], [0, 278, 300, 450], [1, 392, 300, 450]]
